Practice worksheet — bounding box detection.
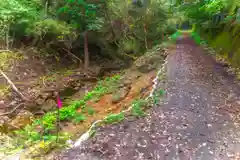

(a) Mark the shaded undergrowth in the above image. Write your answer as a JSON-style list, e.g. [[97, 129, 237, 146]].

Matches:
[[3, 70, 166, 158], [7, 74, 122, 151]]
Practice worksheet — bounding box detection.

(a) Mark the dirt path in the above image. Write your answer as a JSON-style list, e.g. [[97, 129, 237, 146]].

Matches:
[[58, 37, 240, 160]]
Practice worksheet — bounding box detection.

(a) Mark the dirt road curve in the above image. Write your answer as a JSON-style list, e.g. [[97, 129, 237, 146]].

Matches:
[[57, 37, 240, 160]]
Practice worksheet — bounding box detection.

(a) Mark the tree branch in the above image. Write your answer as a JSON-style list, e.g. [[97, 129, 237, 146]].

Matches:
[[0, 103, 24, 116], [62, 48, 83, 64], [0, 70, 27, 101], [0, 50, 11, 53]]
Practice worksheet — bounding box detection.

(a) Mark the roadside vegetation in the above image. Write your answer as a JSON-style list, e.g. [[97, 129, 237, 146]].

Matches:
[[2, 0, 240, 159]]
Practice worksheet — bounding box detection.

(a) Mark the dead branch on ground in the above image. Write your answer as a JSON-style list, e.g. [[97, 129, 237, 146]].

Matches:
[[0, 103, 24, 116], [0, 50, 11, 52], [0, 70, 28, 101], [62, 48, 83, 64]]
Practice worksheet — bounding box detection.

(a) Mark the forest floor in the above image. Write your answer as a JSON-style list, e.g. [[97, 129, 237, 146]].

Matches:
[[58, 37, 240, 160], [1, 40, 169, 159]]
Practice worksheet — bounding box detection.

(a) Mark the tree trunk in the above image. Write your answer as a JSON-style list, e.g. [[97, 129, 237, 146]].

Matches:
[[162, 31, 164, 41], [144, 24, 148, 49], [84, 31, 89, 70], [6, 25, 9, 50], [45, 0, 48, 17]]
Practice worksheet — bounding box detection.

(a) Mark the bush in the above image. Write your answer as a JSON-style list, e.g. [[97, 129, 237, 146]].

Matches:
[[0, 0, 171, 60], [27, 19, 72, 37]]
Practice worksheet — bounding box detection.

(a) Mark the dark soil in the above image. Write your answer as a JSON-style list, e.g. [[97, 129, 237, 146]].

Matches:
[[58, 37, 240, 160]]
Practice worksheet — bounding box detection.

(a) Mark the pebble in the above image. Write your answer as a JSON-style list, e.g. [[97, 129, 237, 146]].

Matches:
[[227, 153, 234, 158], [207, 124, 212, 128]]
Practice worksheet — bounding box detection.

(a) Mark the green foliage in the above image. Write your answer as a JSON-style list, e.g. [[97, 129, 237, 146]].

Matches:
[[164, 25, 177, 35], [59, 106, 77, 120], [0, 0, 40, 40], [57, 0, 104, 31], [204, 0, 226, 14], [152, 88, 165, 105], [158, 89, 165, 96], [82, 107, 96, 115], [104, 112, 125, 124], [172, 0, 238, 50], [170, 31, 182, 41], [72, 113, 86, 124], [131, 99, 148, 117], [211, 32, 232, 52], [0, 0, 173, 61], [120, 37, 140, 54], [191, 32, 202, 45], [14, 124, 41, 143], [39, 74, 121, 131], [177, 0, 229, 26], [99, 0, 169, 55], [14, 74, 121, 144], [27, 19, 72, 37], [41, 112, 57, 130], [89, 74, 121, 101]]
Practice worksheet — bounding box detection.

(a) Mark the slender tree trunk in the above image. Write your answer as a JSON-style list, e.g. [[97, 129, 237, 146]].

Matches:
[[209, 17, 212, 36], [162, 31, 164, 41], [6, 25, 9, 50], [144, 24, 148, 49], [84, 31, 89, 70], [45, 0, 48, 17]]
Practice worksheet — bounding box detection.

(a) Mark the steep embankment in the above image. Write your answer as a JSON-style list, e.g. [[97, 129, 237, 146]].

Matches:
[[197, 23, 240, 69], [58, 37, 240, 160]]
